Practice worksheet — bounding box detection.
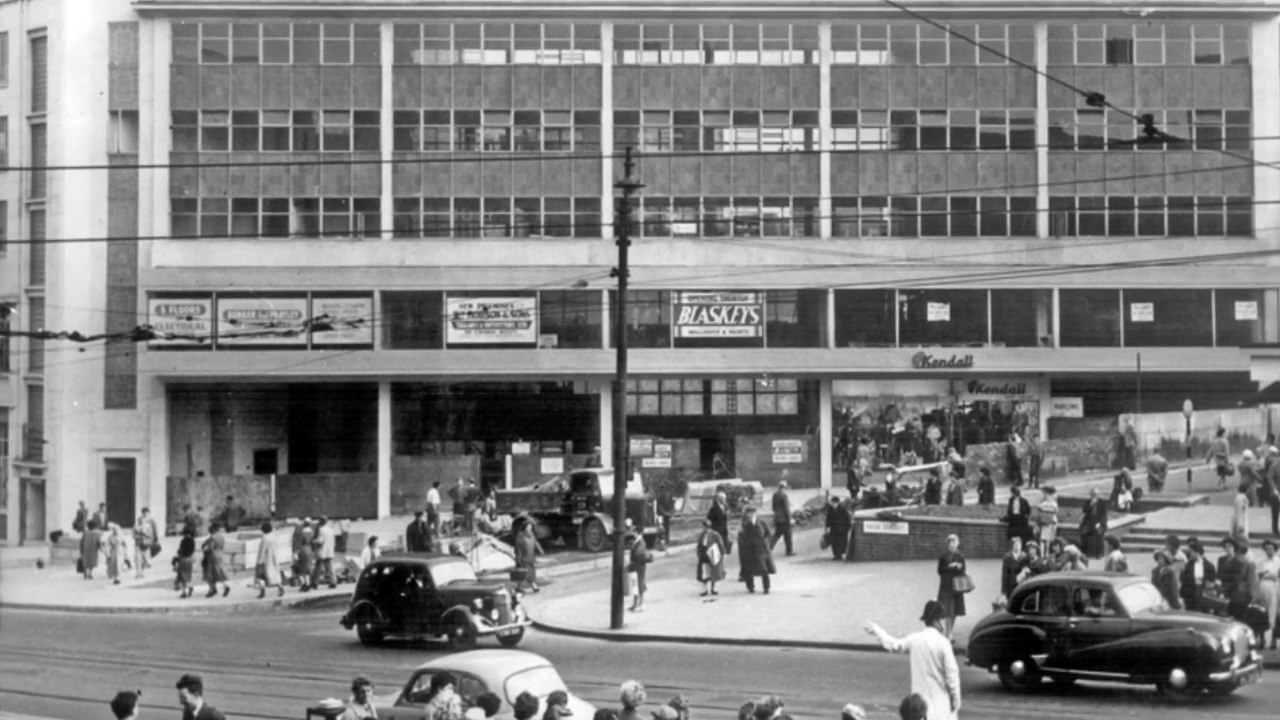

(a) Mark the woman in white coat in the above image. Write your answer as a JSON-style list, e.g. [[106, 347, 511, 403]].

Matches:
[[255, 522, 285, 598]]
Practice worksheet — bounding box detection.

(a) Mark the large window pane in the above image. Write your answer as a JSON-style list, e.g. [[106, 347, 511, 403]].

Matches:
[[382, 291, 443, 349], [1060, 289, 1120, 347], [1215, 289, 1275, 348], [899, 289, 987, 347], [991, 289, 1053, 347], [611, 290, 671, 348], [834, 289, 895, 348], [539, 290, 603, 349], [764, 289, 826, 348], [1123, 289, 1211, 347]]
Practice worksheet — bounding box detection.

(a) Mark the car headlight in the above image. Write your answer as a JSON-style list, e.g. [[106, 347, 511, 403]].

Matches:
[[1219, 636, 1235, 656], [473, 598, 484, 611], [490, 608, 500, 622]]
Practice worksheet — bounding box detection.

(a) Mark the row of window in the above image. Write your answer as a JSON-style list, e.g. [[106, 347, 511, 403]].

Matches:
[[394, 23, 603, 66], [832, 109, 1035, 151], [166, 195, 1257, 240], [172, 110, 380, 153], [1046, 196, 1252, 237], [392, 110, 601, 153], [1046, 24, 1249, 66], [392, 197, 603, 238], [173, 22, 381, 65], [171, 197, 381, 239], [1047, 109, 1250, 152], [627, 378, 801, 417], [170, 21, 1252, 67]]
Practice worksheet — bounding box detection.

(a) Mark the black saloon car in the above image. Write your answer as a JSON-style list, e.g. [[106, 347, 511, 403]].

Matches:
[[340, 554, 531, 647], [967, 571, 1262, 696]]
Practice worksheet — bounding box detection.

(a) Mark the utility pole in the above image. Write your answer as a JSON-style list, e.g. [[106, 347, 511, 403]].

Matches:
[[611, 147, 643, 630]]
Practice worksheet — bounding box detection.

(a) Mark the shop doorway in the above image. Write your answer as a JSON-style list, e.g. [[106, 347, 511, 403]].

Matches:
[[20, 478, 45, 543], [104, 458, 137, 528]]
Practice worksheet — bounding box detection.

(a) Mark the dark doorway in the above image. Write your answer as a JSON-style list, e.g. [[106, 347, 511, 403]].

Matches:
[[20, 478, 46, 543], [253, 448, 279, 475], [104, 458, 137, 528]]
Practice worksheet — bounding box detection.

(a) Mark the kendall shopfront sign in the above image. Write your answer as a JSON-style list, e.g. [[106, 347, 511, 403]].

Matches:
[[957, 378, 1041, 401], [910, 352, 975, 369], [674, 291, 763, 340]]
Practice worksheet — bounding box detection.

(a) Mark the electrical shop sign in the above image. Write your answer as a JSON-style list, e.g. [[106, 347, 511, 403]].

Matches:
[[147, 297, 214, 346], [311, 296, 373, 346], [673, 291, 763, 339], [446, 296, 537, 345], [217, 297, 308, 346]]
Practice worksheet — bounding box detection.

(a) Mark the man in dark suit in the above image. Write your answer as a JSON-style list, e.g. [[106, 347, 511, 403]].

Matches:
[[770, 481, 794, 556], [1080, 487, 1108, 559], [176, 673, 225, 720], [1003, 486, 1033, 543], [405, 510, 430, 553]]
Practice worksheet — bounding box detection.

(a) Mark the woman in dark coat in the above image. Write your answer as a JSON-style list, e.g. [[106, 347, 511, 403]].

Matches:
[[202, 522, 230, 597], [294, 522, 315, 592], [175, 528, 197, 597], [825, 495, 852, 560], [695, 519, 726, 595], [514, 519, 543, 592], [737, 507, 775, 593], [936, 533, 968, 640], [1080, 488, 1109, 559], [976, 468, 996, 506], [79, 520, 102, 579], [923, 470, 943, 506], [1005, 435, 1023, 486], [707, 492, 730, 549]]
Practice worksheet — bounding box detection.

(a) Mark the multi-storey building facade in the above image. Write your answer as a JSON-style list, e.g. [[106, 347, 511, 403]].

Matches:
[[2, 0, 1279, 541]]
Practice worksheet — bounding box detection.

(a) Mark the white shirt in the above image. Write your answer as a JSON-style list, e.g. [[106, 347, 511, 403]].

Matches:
[[426, 487, 441, 508], [360, 544, 381, 568], [870, 624, 961, 720], [1232, 493, 1250, 538]]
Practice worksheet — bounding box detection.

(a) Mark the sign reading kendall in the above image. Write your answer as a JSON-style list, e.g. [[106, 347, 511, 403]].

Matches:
[[446, 296, 537, 345], [674, 291, 763, 339]]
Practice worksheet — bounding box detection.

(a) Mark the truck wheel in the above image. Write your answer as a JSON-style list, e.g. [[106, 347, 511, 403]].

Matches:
[[497, 628, 525, 647], [582, 519, 608, 553], [356, 622, 383, 645]]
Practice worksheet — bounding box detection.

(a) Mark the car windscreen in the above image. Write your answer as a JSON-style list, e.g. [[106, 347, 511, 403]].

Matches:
[[1117, 581, 1168, 615], [503, 665, 566, 703], [432, 561, 479, 586]]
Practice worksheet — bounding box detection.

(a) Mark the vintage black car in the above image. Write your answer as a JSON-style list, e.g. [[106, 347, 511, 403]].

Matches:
[[340, 554, 531, 647], [967, 571, 1262, 696]]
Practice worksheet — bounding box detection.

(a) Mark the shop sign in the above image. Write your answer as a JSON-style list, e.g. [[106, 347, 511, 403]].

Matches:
[[540, 456, 564, 474], [1235, 301, 1258, 321], [511, 442, 532, 455], [147, 297, 214, 346], [772, 439, 804, 464], [643, 442, 673, 468], [673, 291, 763, 339], [629, 437, 654, 457], [446, 296, 537, 345], [863, 520, 909, 535], [1050, 397, 1084, 418], [926, 302, 951, 322], [962, 380, 1031, 398], [911, 352, 975, 369], [311, 296, 373, 345], [1130, 302, 1154, 322], [217, 297, 308, 346]]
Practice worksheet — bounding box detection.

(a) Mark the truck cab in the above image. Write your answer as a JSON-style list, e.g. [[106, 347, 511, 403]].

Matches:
[[495, 467, 658, 552]]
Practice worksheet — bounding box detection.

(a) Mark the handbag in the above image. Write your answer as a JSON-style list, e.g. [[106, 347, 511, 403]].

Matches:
[[76, 557, 85, 574], [149, 542, 162, 558], [1225, 462, 1236, 477], [952, 573, 976, 594], [819, 530, 831, 550]]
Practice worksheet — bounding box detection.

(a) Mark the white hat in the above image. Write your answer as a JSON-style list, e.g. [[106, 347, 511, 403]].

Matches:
[[464, 708, 487, 720], [1243, 449, 1255, 460], [841, 705, 866, 720]]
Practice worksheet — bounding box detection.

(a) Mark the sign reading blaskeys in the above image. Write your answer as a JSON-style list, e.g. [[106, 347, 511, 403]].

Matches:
[[673, 291, 764, 339], [446, 295, 538, 345]]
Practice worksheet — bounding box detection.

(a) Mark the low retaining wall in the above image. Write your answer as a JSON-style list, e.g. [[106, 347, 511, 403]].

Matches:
[[851, 507, 1145, 562]]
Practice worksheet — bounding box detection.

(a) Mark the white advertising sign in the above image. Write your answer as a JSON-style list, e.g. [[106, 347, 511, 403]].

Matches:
[[540, 457, 564, 475], [642, 457, 672, 468], [673, 291, 763, 339], [311, 296, 373, 345], [217, 297, 308, 346], [1049, 397, 1084, 418], [147, 297, 214, 346], [447, 296, 537, 345], [863, 520, 909, 535], [1130, 302, 1154, 322], [926, 302, 951, 322], [772, 439, 804, 464], [1235, 301, 1258, 321]]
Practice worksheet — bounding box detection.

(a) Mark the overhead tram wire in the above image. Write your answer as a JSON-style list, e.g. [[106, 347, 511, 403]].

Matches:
[[874, 0, 1280, 172]]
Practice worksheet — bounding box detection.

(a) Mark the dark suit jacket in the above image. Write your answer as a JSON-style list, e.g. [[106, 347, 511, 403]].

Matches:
[[1180, 557, 1216, 601], [771, 490, 791, 526], [706, 503, 729, 540], [1004, 497, 1031, 527], [1082, 498, 1108, 531], [183, 703, 227, 720]]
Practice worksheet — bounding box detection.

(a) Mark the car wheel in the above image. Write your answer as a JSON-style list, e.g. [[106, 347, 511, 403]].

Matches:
[[997, 658, 1042, 690], [582, 519, 608, 553], [447, 615, 478, 647], [497, 627, 525, 647], [356, 621, 384, 645]]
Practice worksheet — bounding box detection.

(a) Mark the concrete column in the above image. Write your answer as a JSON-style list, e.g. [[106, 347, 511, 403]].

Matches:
[[819, 379, 833, 489], [1034, 22, 1049, 239], [599, 381, 614, 471], [144, 377, 169, 531], [1251, 18, 1280, 240], [817, 22, 832, 239], [379, 22, 395, 240], [600, 22, 615, 238], [1051, 287, 1061, 348], [377, 381, 392, 518]]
